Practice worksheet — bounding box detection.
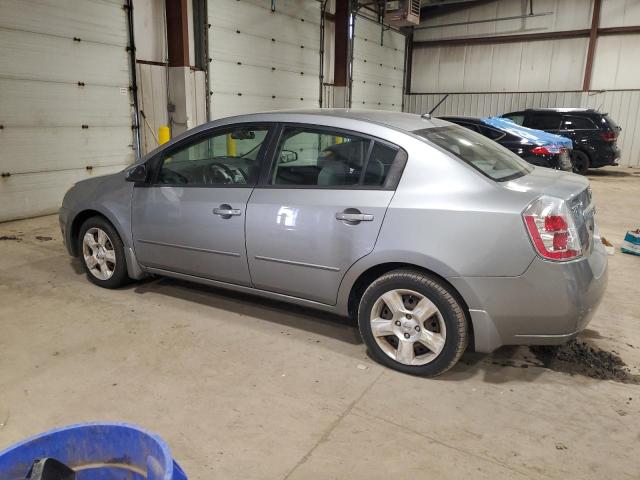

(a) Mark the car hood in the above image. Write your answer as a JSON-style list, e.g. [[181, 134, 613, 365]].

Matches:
[[503, 166, 589, 201]]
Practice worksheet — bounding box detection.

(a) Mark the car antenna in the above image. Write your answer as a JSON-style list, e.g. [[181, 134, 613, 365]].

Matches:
[[422, 94, 449, 120]]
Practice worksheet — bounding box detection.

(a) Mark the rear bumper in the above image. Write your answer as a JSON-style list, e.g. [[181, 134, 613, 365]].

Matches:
[[591, 146, 621, 167], [449, 242, 608, 353]]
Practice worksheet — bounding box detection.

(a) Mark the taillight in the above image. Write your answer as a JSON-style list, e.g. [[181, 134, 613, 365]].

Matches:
[[531, 145, 561, 155], [530, 146, 550, 155], [601, 131, 617, 142], [523, 196, 582, 261]]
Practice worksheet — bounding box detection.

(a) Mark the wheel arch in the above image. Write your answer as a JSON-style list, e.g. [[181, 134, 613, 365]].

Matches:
[[68, 209, 119, 256], [342, 260, 475, 351]]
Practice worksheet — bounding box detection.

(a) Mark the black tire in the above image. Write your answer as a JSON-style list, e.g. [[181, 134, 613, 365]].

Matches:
[[572, 150, 590, 175], [358, 270, 468, 377], [78, 216, 130, 289]]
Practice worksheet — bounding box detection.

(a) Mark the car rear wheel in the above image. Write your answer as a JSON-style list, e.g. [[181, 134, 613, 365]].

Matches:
[[572, 150, 590, 175], [358, 270, 468, 377], [79, 217, 130, 288]]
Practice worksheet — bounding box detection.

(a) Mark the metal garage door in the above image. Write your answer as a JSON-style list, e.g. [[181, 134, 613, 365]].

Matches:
[[0, 0, 136, 222], [351, 16, 405, 111], [207, 0, 321, 119]]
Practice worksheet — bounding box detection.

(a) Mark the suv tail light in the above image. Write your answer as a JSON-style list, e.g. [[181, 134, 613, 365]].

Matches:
[[600, 131, 617, 142], [523, 196, 582, 261]]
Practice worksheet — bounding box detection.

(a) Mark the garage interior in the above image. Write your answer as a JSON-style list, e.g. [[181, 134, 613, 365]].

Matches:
[[1, 0, 639, 478]]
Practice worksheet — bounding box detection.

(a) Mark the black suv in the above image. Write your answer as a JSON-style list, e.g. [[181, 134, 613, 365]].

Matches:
[[440, 116, 572, 171], [501, 108, 621, 174]]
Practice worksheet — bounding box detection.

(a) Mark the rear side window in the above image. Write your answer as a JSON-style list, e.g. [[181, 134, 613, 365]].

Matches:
[[413, 126, 532, 182], [363, 143, 398, 186], [270, 126, 402, 188], [478, 125, 506, 141], [526, 114, 560, 130], [561, 116, 597, 130]]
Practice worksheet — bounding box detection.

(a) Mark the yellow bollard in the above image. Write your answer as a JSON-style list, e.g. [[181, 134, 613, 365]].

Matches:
[[158, 125, 171, 145], [226, 134, 237, 156]]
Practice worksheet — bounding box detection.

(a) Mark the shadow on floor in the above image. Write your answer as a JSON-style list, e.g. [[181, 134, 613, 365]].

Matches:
[[131, 276, 363, 346], [588, 169, 635, 178]]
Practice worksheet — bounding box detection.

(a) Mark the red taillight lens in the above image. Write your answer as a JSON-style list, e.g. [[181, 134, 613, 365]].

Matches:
[[531, 146, 550, 155], [601, 131, 617, 142], [523, 196, 582, 261], [545, 215, 568, 232]]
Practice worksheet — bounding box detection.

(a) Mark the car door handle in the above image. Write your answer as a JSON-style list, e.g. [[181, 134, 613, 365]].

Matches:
[[335, 212, 374, 222], [213, 205, 242, 218]]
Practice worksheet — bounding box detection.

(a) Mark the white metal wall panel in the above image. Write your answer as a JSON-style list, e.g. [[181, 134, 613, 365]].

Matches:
[[405, 90, 640, 167], [600, 0, 640, 27], [591, 34, 640, 90], [0, 0, 134, 222], [414, 0, 592, 42], [351, 16, 405, 111], [208, 0, 321, 119], [411, 37, 588, 93]]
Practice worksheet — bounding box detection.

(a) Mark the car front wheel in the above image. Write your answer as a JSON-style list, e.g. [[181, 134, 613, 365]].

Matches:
[[79, 216, 130, 288], [358, 270, 468, 377]]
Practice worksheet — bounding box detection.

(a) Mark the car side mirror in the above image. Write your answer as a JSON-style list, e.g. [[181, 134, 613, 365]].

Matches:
[[125, 164, 147, 183], [279, 150, 298, 163]]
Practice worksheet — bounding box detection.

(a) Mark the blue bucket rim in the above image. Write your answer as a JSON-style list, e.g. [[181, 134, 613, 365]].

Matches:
[[0, 422, 175, 476]]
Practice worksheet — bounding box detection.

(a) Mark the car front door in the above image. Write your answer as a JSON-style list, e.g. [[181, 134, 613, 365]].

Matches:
[[132, 124, 274, 286], [245, 124, 406, 305]]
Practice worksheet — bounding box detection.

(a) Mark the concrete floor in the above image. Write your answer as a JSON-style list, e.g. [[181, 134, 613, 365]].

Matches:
[[1, 166, 639, 479]]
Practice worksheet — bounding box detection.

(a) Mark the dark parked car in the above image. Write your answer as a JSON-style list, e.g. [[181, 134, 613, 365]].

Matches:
[[501, 108, 621, 174], [440, 116, 572, 171]]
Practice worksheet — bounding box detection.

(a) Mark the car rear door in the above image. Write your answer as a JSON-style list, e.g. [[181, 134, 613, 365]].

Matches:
[[131, 123, 275, 286], [245, 124, 406, 305], [560, 115, 598, 151]]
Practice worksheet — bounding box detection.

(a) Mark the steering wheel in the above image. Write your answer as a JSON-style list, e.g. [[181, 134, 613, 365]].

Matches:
[[208, 162, 246, 184]]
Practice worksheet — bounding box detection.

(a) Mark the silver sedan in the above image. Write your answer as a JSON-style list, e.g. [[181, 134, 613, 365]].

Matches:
[[59, 110, 608, 376]]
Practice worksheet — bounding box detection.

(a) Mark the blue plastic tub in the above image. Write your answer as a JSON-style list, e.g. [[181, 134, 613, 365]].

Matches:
[[0, 423, 187, 480]]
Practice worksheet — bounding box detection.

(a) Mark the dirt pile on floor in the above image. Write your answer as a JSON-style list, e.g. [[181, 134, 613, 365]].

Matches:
[[531, 340, 640, 384]]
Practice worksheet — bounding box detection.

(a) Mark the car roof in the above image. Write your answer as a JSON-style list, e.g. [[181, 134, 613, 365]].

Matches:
[[439, 116, 483, 124], [524, 107, 600, 114], [142, 109, 453, 161], [218, 108, 450, 132]]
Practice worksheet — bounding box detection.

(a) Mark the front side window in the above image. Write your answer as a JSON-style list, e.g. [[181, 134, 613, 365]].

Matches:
[[157, 126, 269, 186], [270, 127, 400, 188], [413, 126, 532, 182], [503, 113, 524, 125], [526, 114, 560, 130]]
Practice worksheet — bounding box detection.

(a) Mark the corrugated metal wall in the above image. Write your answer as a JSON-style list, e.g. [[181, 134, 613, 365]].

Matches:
[[404, 90, 640, 167]]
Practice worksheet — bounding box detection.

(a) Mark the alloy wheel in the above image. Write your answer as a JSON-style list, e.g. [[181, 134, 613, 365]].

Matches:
[[82, 227, 116, 280], [369, 289, 446, 366]]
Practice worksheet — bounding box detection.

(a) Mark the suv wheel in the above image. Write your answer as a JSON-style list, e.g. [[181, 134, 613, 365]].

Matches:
[[572, 151, 590, 175], [79, 216, 130, 288], [358, 270, 468, 377]]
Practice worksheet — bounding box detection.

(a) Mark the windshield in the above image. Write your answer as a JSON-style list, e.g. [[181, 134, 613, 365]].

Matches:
[[413, 126, 533, 182]]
